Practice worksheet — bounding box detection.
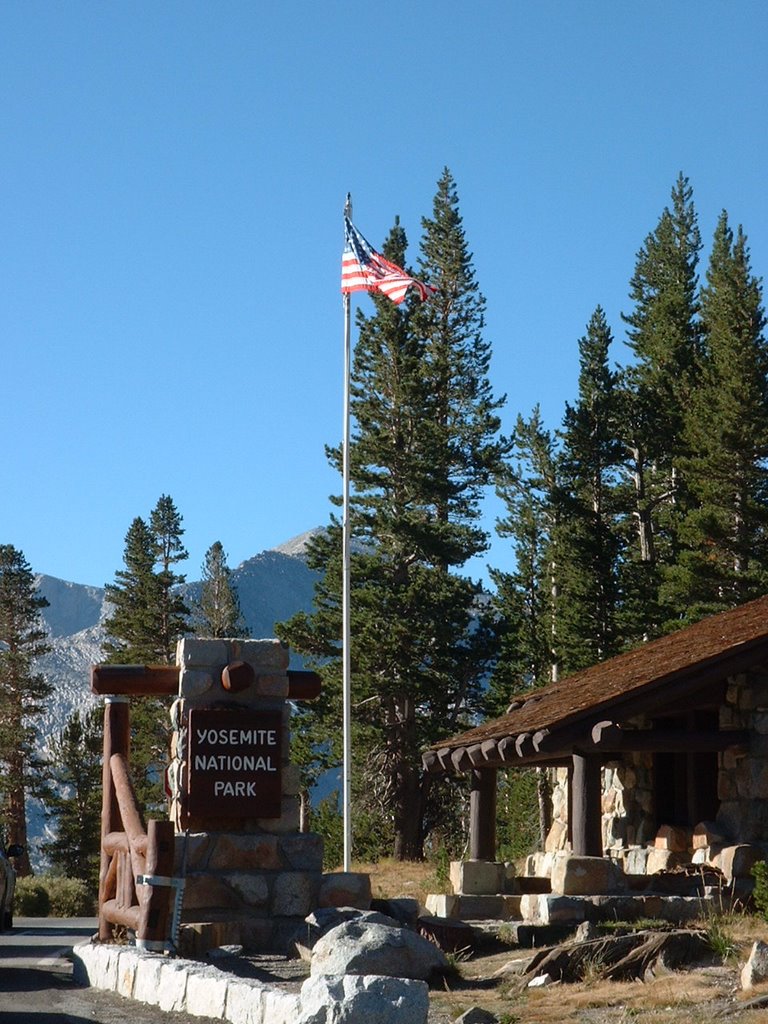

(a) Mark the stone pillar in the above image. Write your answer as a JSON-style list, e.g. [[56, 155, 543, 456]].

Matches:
[[167, 638, 324, 954], [469, 768, 497, 861], [571, 753, 602, 856]]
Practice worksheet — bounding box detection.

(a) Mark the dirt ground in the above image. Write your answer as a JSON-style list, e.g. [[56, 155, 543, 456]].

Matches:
[[353, 859, 768, 1024], [426, 947, 768, 1023]]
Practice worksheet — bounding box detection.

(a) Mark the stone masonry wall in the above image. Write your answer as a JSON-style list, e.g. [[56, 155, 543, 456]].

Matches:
[[718, 669, 768, 843], [544, 669, 768, 864], [168, 637, 325, 954]]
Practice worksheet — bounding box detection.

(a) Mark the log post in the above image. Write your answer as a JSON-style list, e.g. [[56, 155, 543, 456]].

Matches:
[[98, 696, 130, 942], [571, 752, 602, 856], [136, 819, 176, 951], [469, 767, 497, 861]]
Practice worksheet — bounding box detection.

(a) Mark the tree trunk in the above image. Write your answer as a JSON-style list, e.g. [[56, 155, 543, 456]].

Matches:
[[8, 779, 31, 877], [537, 768, 552, 849], [299, 788, 311, 833]]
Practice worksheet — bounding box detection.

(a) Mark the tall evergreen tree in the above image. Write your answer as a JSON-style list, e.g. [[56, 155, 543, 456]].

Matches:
[[0, 545, 51, 876], [668, 212, 768, 617], [103, 517, 162, 663], [555, 307, 622, 671], [103, 496, 189, 811], [43, 706, 102, 891], [617, 174, 702, 639], [279, 173, 504, 860], [194, 541, 248, 638], [488, 409, 559, 716], [149, 495, 190, 662]]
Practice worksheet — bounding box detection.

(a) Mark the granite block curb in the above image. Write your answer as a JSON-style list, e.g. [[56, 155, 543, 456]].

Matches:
[[72, 942, 301, 1023]]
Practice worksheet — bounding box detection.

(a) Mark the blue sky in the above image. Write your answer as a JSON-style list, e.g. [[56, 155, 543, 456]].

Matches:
[[1, 1, 766, 589]]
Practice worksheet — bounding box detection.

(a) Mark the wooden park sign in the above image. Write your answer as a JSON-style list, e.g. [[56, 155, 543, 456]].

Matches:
[[186, 708, 283, 818]]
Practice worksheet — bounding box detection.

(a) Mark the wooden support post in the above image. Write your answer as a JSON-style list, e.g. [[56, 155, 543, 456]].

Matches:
[[571, 753, 602, 857], [98, 696, 129, 942], [137, 819, 176, 951], [469, 767, 497, 861]]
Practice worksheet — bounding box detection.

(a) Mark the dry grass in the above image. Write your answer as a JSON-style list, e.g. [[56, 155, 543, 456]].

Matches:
[[357, 859, 768, 1023], [347, 857, 446, 908]]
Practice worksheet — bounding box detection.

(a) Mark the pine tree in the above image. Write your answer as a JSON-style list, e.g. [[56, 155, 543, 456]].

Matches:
[[555, 308, 622, 671], [488, 409, 559, 715], [43, 706, 102, 891], [194, 542, 248, 638], [103, 496, 189, 811], [279, 173, 504, 860], [669, 212, 768, 617], [149, 495, 190, 662], [617, 174, 702, 639], [0, 545, 51, 875], [103, 517, 163, 663]]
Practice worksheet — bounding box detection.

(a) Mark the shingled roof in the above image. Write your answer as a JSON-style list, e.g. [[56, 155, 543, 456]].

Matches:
[[424, 594, 768, 773]]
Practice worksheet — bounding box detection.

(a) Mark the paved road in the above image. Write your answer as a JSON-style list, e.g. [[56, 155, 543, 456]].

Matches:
[[0, 919, 218, 1023]]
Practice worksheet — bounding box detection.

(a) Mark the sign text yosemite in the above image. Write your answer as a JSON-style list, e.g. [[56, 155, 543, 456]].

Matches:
[[187, 708, 282, 818]]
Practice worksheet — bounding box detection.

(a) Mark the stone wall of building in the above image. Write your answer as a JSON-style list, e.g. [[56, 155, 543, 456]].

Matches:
[[543, 670, 768, 864], [718, 669, 768, 843]]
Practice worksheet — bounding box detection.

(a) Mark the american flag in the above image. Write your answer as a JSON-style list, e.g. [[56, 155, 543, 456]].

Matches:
[[341, 215, 434, 305]]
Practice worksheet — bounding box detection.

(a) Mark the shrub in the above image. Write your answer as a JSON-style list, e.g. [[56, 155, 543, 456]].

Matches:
[[13, 874, 96, 918], [752, 860, 768, 921], [45, 876, 95, 917], [14, 878, 50, 917]]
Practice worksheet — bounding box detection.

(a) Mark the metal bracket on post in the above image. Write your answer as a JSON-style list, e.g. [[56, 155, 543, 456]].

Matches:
[[136, 874, 186, 953]]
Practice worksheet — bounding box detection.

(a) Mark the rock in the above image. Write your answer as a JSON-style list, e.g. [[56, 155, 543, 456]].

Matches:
[[310, 920, 449, 981], [370, 897, 421, 929], [295, 907, 398, 962], [297, 973, 429, 1024], [654, 825, 691, 853], [455, 1007, 499, 1023], [741, 940, 768, 989], [692, 820, 726, 850], [417, 915, 474, 953], [645, 848, 687, 874], [550, 854, 623, 896], [575, 921, 599, 942], [449, 860, 505, 895], [527, 973, 554, 988], [318, 872, 372, 910], [714, 844, 760, 882]]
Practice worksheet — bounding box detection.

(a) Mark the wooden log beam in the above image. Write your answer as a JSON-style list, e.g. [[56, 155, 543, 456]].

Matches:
[[571, 753, 602, 856], [110, 754, 147, 846], [467, 743, 487, 767], [287, 670, 322, 700], [103, 831, 148, 856], [515, 733, 533, 757], [450, 747, 473, 773], [436, 748, 455, 772], [99, 696, 129, 942], [137, 819, 176, 951], [498, 736, 518, 763], [92, 665, 180, 696], [585, 725, 749, 753], [469, 768, 497, 861], [101, 900, 141, 931], [92, 663, 321, 699]]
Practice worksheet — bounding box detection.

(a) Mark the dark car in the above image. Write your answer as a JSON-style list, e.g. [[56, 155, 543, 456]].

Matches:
[[0, 842, 24, 931]]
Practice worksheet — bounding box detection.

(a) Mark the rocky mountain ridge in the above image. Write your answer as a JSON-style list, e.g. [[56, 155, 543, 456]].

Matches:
[[33, 529, 321, 758]]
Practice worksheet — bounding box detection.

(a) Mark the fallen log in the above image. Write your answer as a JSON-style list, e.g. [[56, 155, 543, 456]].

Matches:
[[525, 928, 710, 983]]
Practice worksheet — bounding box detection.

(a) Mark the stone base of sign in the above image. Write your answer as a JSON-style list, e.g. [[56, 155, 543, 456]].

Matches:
[[176, 829, 337, 954]]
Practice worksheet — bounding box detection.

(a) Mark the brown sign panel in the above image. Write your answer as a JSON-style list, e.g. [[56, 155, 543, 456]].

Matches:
[[186, 708, 283, 818]]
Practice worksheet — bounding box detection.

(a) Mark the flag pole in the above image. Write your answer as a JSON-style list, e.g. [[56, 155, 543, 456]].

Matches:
[[342, 193, 353, 872]]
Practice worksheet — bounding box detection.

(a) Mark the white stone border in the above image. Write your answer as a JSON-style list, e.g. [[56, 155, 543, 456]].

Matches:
[[72, 942, 429, 1023], [72, 942, 301, 1024]]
